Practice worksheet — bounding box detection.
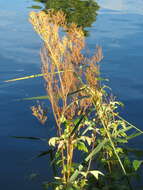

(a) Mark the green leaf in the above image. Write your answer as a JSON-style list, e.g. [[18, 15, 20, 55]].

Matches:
[[60, 115, 66, 123], [133, 160, 143, 171], [96, 77, 109, 82], [66, 186, 74, 190], [49, 137, 59, 147], [77, 141, 88, 152], [113, 126, 132, 137], [70, 139, 108, 182], [117, 115, 143, 135], [126, 132, 142, 140], [114, 138, 128, 144], [70, 164, 84, 182], [89, 170, 104, 179], [80, 171, 87, 177], [82, 125, 94, 135], [80, 136, 92, 146], [70, 114, 85, 136]]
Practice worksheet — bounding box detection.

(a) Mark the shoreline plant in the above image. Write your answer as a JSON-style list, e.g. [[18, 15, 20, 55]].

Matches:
[[6, 10, 143, 190]]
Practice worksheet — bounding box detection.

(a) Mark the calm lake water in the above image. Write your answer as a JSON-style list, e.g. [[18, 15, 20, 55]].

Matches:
[[0, 0, 143, 189]]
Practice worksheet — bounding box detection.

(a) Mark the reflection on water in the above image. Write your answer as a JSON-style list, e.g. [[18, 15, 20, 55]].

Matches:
[[97, 0, 124, 10], [31, 0, 99, 35], [98, 0, 143, 15]]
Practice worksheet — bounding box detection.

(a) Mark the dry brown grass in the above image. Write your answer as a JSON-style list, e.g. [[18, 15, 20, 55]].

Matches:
[[29, 10, 103, 183]]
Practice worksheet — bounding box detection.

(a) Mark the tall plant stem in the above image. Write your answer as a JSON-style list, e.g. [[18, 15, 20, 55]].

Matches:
[[91, 94, 127, 175]]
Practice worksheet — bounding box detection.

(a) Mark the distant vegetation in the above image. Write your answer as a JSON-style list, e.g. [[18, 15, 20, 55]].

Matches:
[[30, 0, 99, 35]]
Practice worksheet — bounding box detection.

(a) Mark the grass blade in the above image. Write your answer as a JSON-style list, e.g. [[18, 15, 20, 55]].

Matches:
[[85, 138, 108, 162], [68, 86, 86, 96], [5, 70, 72, 83], [5, 73, 45, 82], [35, 149, 54, 158], [22, 95, 49, 101], [11, 136, 47, 141]]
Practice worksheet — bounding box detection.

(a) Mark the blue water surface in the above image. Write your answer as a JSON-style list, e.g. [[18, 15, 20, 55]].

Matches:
[[0, 0, 143, 189]]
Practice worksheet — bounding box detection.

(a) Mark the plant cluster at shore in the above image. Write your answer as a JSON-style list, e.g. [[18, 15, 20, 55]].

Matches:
[[6, 10, 143, 190]]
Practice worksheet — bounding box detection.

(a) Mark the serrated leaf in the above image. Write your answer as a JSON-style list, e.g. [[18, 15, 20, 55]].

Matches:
[[114, 126, 132, 136], [115, 138, 128, 144], [77, 141, 88, 152]]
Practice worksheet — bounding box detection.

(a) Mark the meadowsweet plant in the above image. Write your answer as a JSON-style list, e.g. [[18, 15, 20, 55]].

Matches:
[[29, 10, 104, 187], [6, 10, 143, 190]]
